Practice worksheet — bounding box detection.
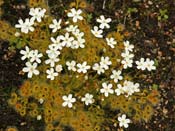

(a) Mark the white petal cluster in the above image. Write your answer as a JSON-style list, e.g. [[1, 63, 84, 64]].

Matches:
[[50, 36, 63, 50], [77, 61, 91, 73], [91, 15, 112, 38], [20, 46, 33, 60], [49, 19, 62, 33], [15, 7, 46, 34], [118, 114, 131, 128], [30, 50, 43, 63], [81, 93, 94, 106], [45, 44, 60, 67], [66, 25, 86, 49], [92, 56, 112, 74], [66, 25, 78, 32], [100, 82, 114, 97], [60, 32, 74, 47], [121, 40, 134, 69], [37, 115, 42, 120], [67, 8, 83, 23], [115, 80, 140, 97], [15, 18, 34, 34], [91, 26, 103, 38], [38, 98, 44, 104], [106, 37, 117, 48], [96, 15, 112, 29], [62, 94, 76, 108], [136, 58, 156, 71], [110, 70, 123, 83], [46, 68, 58, 80], [22, 62, 39, 78], [92, 63, 105, 75], [29, 8, 46, 22], [55, 64, 63, 72], [66, 60, 77, 72], [20, 46, 42, 78], [100, 56, 112, 70], [123, 40, 134, 52]]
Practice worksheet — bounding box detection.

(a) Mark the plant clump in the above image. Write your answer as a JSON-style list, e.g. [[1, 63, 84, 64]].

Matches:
[[5, 0, 160, 130]]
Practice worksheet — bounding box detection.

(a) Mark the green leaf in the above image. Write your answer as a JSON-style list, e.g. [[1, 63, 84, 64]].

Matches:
[[152, 84, 158, 90], [164, 15, 168, 19], [154, 59, 159, 67], [87, 13, 92, 23]]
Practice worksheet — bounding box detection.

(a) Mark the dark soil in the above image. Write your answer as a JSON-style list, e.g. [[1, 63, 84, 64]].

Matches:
[[0, 41, 45, 131]]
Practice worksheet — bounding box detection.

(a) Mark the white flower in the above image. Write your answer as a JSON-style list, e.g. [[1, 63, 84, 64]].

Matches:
[[66, 25, 78, 32], [132, 83, 140, 93], [70, 41, 79, 49], [110, 70, 123, 83], [115, 80, 140, 97], [71, 39, 85, 49], [135, 58, 146, 70], [96, 15, 112, 29], [124, 41, 134, 52], [29, 8, 46, 22], [118, 114, 131, 128], [46, 44, 60, 58], [30, 50, 43, 63], [45, 44, 60, 67], [77, 61, 91, 73], [55, 64, 63, 72], [46, 68, 58, 80], [145, 58, 156, 71], [67, 8, 83, 23], [22, 62, 39, 78], [106, 37, 117, 48], [50, 36, 63, 50], [66, 60, 77, 71], [62, 94, 76, 108], [60, 32, 74, 47], [135, 58, 156, 71], [49, 19, 62, 33], [91, 26, 103, 38], [121, 51, 134, 59], [20, 46, 33, 60], [15, 18, 34, 34], [121, 58, 133, 69], [123, 80, 135, 96], [38, 98, 44, 104], [37, 115, 42, 120], [115, 84, 125, 96], [100, 82, 114, 97], [73, 29, 84, 38], [45, 57, 60, 67], [81, 93, 94, 105], [100, 56, 112, 70], [15, 32, 20, 37], [92, 63, 105, 74]]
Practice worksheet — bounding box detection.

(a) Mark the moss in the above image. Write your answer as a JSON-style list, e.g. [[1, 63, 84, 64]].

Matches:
[[5, 127, 18, 131]]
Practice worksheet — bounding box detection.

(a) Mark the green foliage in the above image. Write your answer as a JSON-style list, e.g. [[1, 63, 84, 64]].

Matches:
[[127, 8, 138, 14], [87, 13, 93, 23], [158, 9, 169, 21], [152, 84, 158, 90]]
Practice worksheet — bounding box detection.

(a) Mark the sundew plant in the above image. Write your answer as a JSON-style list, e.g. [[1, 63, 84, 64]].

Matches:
[[5, 0, 160, 131]]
